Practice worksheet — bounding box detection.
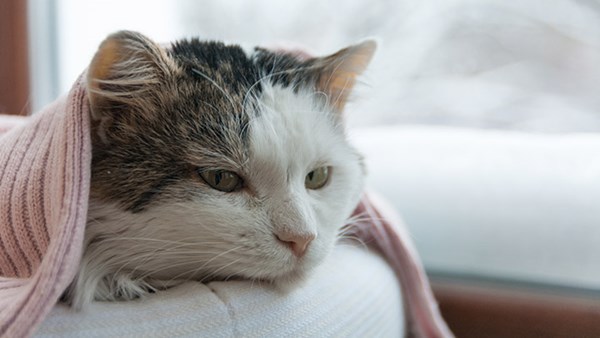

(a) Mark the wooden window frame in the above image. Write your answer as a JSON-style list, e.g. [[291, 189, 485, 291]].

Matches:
[[0, 0, 30, 115], [432, 275, 600, 337]]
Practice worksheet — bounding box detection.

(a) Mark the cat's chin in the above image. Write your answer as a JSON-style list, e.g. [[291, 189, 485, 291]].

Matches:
[[264, 268, 311, 294]]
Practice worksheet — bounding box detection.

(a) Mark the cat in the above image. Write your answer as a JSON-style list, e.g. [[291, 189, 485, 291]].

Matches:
[[63, 30, 376, 309]]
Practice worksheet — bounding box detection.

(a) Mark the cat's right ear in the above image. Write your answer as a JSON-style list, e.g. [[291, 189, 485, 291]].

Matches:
[[311, 40, 377, 114], [87, 30, 175, 124]]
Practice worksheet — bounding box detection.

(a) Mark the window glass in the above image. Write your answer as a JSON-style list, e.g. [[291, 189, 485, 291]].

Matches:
[[47, 0, 600, 132]]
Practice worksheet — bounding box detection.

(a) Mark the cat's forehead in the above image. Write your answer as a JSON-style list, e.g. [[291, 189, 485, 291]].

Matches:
[[246, 83, 344, 186], [167, 39, 313, 92], [169, 40, 257, 93], [164, 39, 328, 168]]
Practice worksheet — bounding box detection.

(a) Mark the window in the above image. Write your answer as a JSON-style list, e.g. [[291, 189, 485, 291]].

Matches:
[[35, 0, 600, 132]]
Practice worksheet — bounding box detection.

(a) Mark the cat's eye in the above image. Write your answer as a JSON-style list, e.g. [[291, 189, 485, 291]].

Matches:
[[305, 167, 330, 190], [199, 169, 243, 192]]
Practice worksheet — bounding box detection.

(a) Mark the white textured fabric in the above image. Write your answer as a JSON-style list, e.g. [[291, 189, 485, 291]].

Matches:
[[35, 244, 403, 337], [352, 125, 600, 289]]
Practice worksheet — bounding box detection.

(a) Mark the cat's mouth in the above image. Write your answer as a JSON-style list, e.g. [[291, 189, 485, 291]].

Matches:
[[229, 244, 324, 285]]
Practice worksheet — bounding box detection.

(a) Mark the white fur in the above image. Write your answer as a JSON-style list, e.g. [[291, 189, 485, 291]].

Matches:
[[69, 82, 364, 309]]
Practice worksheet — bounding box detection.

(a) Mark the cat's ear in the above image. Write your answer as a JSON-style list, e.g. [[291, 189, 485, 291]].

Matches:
[[314, 40, 376, 113], [87, 30, 174, 121]]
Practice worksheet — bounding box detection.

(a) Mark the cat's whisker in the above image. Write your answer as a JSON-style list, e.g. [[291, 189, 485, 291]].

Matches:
[[336, 234, 368, 250], [96, 236, 232, 246], [110, 241, 179, 283], [222, 267, 246, 282], [342, 217, 383, 227], [103, 234, 230, 276], [164, 245, 244, 283], [86, 216, 106, 226], [333, 77, 353, 111], [241, 61, 322, 115], [191, 68, 237, 114], [343, 211, 387, 224], [312, 90, 330, 108], [198, 257, 244, 284], [108, 240, 244, 277], [196, 99, 220, 114], [126, 258, 226, 287]]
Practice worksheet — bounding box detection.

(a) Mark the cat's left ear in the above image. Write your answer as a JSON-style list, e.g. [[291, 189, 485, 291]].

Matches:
[[314, 40, 377, 113]]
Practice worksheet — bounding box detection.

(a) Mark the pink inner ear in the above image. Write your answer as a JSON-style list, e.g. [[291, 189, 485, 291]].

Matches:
[[262, 41, 315, 61]]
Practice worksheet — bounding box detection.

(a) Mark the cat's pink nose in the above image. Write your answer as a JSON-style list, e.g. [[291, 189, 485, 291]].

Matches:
[[276, 232, 316, 257]]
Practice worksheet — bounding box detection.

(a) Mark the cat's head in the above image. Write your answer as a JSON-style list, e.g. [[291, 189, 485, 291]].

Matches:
[[79, 30, 375, 303]]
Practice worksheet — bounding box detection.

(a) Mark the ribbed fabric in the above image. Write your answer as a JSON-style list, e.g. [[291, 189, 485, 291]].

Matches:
[[0, 76, 91, 337], [0, 75, 450, 337]]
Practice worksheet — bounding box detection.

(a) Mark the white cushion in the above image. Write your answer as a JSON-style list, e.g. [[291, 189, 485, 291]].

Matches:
[[36, 244, 403, 337], [352, 126, 600, 290]]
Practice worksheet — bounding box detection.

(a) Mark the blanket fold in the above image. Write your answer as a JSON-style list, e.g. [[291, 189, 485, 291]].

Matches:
[[0, 76, 451, 337], [0, 75, 91, 338]]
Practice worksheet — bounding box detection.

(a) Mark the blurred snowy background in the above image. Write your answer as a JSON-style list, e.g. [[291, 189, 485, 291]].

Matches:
[[36, 0, 600, 132]]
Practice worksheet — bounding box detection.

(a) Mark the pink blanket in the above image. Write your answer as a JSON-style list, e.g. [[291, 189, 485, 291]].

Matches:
[[0, 76, 452, 337]]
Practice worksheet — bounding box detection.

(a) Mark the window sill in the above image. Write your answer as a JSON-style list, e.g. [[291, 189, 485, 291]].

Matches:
[[432, 275, 600, 337]]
